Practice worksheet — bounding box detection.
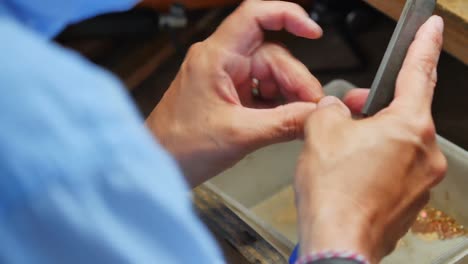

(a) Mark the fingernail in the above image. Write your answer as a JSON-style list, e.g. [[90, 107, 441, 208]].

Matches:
[[432, 16, 444, 34], [318, 96, 351, 115], [314, 24, 323, 36], [308, 19, 323, 36], [318, 96, 341, 108]]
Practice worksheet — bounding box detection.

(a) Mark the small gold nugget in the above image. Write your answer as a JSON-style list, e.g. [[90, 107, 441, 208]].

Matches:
[[411, 206, 467, 240]]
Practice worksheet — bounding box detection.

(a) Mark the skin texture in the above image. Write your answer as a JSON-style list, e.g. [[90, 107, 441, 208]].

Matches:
[[146, 0, 367, 187], [295, 16, 446, 264]]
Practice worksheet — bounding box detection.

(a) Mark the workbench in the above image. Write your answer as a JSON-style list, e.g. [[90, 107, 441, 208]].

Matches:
[[194, 186, 288, 263], [363, 0, 468, 65]]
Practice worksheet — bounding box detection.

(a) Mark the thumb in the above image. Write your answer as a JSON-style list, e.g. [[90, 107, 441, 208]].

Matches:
[[317, 96, 352, 114], [304, 96, 351, 139], [240, 102, 317, 148]]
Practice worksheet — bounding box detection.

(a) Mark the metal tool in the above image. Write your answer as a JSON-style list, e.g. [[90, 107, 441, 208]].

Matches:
[[362, 0, 436, 116]]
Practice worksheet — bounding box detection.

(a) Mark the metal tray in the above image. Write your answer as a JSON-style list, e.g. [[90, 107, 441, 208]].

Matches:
[[208, 80, 468, 264]]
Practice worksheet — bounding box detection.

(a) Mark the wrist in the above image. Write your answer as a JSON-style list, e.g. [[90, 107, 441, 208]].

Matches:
[[297, 202, 380, 264], [145, 106, 198, 180], [296, 250, 369, 264], [145, 105, 234, 187]]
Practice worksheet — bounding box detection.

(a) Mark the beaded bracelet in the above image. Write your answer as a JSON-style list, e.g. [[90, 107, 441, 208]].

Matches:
[[294, 250, 370, 264]]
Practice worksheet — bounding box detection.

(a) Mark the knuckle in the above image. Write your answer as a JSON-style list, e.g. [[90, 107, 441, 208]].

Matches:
[[431, 150, 448, 183], [383, 116, 429, 147], [409, 117, 436, 142], [183, 42, 204, 72], [184, 41, 225, 74], [187, 42, 203, 57], [419, 121, 436, 142]]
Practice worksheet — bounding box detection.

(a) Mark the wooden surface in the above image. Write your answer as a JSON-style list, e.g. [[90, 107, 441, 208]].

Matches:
[[363, 0, 468, 65], [193, 185, 288, 263]]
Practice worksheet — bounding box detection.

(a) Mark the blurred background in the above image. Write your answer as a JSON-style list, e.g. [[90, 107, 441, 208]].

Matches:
[[55, 0, 468, 150]]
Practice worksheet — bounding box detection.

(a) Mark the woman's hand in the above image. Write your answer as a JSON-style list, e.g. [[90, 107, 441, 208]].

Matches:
[[146, 0, 367, 187], [295, 16, 446, 264]]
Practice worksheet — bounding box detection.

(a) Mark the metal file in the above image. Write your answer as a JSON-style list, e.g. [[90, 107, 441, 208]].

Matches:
[[362, 0, 436, 116]]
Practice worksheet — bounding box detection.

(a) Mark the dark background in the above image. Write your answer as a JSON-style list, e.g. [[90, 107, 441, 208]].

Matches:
[[57, 1, 468, 150]]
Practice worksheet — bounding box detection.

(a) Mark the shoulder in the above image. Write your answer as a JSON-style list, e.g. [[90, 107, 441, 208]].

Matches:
[[0, 15, 188, 214], [0, 15, 121, 97], [0, 15, 139, 128]]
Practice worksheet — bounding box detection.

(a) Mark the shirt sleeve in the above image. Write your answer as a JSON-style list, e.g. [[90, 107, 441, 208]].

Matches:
[[0, 17, 223, 264], [1, 0, 138, 36]]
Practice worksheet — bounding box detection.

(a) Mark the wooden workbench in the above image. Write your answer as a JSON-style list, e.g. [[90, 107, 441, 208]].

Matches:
[[193, 185, 288, 263], [363, 0, 468, 65]]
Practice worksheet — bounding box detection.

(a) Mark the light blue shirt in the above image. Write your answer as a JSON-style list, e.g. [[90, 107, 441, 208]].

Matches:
[[0, 1, 223, 263]]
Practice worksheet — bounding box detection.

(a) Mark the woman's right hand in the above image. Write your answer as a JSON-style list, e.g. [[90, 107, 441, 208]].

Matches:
[[295, 16, 446, 263]]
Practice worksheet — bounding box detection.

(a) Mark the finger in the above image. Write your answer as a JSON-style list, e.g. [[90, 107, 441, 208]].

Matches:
[[237, 78, 282, 108], [258, 79, 280, 100], [305, 96, 352, 139], [211, 0, 322, 55], [317, 96, 351, 116], [391, 16, 444, 117], [343, 89, 369, 114], [239, 102, 317, 148], [252, 43, 323, 102], [237, 79, 256, 108]]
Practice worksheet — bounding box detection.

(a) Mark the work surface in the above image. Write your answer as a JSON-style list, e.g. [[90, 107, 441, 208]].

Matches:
[[363, 0, 468, 65]]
